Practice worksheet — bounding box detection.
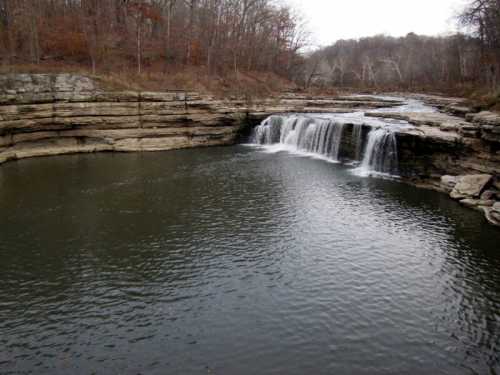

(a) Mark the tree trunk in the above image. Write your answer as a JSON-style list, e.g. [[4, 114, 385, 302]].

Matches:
[[28, 0, 40, 64], [137, 15, 142, 75]]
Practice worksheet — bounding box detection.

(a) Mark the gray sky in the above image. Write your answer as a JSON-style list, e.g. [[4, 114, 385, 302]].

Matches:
[[286, 0, 469, 47]]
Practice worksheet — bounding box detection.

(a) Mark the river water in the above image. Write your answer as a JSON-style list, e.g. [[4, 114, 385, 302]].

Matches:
[[1, 145, 500, 374]]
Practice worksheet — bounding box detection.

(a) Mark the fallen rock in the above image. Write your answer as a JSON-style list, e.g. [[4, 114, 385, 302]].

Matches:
[[484, 203, 500, 227], [459, 198, 495, 211], [450, 174, 492, 200]]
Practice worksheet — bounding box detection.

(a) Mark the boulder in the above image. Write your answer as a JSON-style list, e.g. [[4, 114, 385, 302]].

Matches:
[[459, 198, 496, 211], [450, 174, 492, 200], [440, 175, 458, 193], [484, 204, 500, 227]]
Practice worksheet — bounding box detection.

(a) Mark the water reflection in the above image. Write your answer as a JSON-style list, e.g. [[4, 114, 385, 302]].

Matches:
[[0, 147, 499, 375]]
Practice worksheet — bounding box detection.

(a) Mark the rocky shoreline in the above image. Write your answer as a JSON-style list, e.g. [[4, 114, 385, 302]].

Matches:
[[363, 95, 500, 227], [1, 74, 500, 227]]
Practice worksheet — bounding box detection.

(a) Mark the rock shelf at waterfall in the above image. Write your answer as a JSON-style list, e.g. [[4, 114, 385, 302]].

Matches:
[[251, 113, 409, 177]]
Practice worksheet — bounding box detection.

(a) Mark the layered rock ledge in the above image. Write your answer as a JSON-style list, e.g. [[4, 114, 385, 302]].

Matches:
[[0, 74, 252, 163], [0, 74, 403, 165], [365, 100, 500, 227]]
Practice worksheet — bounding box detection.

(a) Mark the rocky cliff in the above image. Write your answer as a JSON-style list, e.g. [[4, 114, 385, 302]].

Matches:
[[0, 74, 256, 164], [0, 74, 402, 165]]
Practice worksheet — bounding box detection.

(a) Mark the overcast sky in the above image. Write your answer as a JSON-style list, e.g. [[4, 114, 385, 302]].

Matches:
[[286, 0, 469, 47]]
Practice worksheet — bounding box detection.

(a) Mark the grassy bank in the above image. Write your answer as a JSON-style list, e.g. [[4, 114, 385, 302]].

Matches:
[[0, 63, 296, 99]]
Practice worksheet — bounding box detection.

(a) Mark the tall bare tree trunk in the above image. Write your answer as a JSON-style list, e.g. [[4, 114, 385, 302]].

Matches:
[[185, 0, 196, 64], [28, 0, 40, 64], [137, 16, 142, 75]]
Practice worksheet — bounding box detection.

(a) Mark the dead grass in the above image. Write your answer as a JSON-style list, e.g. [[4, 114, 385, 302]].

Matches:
[[3, 63, 499, 111], [0, 62, 296, 99]]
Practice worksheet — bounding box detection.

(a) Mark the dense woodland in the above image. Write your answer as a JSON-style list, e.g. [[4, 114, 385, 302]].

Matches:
[[0, 0, 499, 94], [0, 0, 307, 79]]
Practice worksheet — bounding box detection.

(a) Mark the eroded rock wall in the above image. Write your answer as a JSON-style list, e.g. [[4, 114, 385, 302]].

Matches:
[[0, 74, 269, 164], [369, 105, 500, 226]]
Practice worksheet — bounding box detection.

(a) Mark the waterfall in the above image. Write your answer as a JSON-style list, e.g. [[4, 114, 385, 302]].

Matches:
[[357, 128, 399, 175], [351, 124, 363, 161], [253, 115, 346, 162], [252, 115, 399, 176]]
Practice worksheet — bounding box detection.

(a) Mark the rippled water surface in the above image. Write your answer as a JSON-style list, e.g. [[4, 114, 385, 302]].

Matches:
[[1, 146, 500, 375]]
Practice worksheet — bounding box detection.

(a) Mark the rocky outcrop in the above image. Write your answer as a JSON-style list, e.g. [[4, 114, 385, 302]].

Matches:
[[449, 174, 493, 200], [354, 90, 500, 227], [466, 111, 500, 143], [0, 74, 247, 163], [0, 74, 408, 165], [438, 174, 499, 223], [367, 104, 500, 228]]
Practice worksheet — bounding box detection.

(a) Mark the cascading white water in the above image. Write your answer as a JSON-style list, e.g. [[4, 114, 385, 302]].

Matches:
[[351, 124, 363, 161], [253, 115, 346, 162], [356, 128, 399, 176], [252, 114, 400, 176]]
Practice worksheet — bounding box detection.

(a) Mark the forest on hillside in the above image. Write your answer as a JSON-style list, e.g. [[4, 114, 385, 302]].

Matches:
[[0, 0, 307, 80], [0, 0, 499, 93]]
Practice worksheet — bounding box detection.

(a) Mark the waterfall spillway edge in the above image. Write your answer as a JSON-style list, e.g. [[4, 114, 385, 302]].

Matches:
[[251, 115, 401, 177]]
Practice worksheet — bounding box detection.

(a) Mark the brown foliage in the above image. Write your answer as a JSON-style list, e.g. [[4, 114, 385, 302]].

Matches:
[[0, 0, 308, 84]]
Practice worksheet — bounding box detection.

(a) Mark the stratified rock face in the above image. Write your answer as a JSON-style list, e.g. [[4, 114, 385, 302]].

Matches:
[[366, 99, 500, 227], [467, 111, 500, 143], [1, 74, 411, 165], [0, 74, 262, 163], [450, 174, 492, 200]]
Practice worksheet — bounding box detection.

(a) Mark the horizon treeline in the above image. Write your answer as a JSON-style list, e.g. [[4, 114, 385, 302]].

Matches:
[[304, 0, 500, 93], [0, 0, 307, 78], [303, 33, 482, 91]]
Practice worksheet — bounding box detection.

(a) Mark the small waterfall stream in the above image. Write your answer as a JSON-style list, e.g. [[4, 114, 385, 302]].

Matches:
[[356, 128, 399, 176], [351, 124, 363, 161], [252, 114, 401, 176]]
